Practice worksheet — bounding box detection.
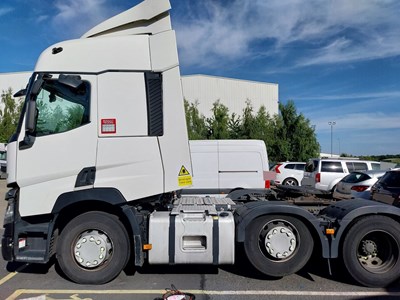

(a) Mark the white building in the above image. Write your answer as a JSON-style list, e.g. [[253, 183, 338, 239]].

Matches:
[[182, 74, 278, 118], [0, 72, 31, 95], [0, 72, 279, 118]]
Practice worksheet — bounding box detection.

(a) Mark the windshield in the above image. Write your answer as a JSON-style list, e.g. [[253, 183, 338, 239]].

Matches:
[[33, 75, 90, 136]]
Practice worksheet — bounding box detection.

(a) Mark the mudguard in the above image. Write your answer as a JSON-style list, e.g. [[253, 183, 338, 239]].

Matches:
[[234, 201, 330, 256], [318, 198, 400, 258]]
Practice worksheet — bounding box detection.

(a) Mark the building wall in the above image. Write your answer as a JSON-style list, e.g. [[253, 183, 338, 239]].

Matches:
[[182, 75, 279, 118], [0, 72, 31, 95], [0, 72, 279, 118]]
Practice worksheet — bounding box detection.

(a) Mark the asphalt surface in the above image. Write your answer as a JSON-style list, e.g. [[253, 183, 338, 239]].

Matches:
[[0, 180, 399, 300]]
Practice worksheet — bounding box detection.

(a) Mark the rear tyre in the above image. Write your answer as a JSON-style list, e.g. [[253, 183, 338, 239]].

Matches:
[[283, 178, 298, 186], [56, 211, 130, 284], [342, 215, 400, 287], [244, 215, 313, 277]]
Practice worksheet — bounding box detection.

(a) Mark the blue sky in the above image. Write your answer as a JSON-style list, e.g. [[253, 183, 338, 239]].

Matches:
[[1, 0, 399, 156]]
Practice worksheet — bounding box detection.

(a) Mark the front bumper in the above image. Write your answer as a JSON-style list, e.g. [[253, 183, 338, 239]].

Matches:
[[1, 188, 52, 263], [2, 188, 17, 261]]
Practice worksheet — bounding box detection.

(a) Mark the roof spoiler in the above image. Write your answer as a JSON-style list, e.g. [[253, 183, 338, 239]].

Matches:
[[81, 0, 171, 38]]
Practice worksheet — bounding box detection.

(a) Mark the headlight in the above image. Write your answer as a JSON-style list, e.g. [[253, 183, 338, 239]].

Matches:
[[3, 200, 14, 224]]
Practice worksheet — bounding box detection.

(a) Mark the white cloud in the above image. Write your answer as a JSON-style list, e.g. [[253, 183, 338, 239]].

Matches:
[[0, 7, 13, 17], [51, 0, 117, 38], [295, 91, 400, 101], [173, 0, 400, 69]]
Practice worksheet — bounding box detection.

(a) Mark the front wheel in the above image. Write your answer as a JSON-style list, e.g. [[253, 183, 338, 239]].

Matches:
[[342, 215, 400, 287], [244, 215, 313, 277], [56, 211, 130, 284]]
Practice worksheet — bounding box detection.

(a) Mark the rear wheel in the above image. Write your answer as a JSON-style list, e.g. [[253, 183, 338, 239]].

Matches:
[[56, 211, 130, 284], [244, 215, 313, 277], [283, 178, 298, 186], [342, 215, 400, 287]]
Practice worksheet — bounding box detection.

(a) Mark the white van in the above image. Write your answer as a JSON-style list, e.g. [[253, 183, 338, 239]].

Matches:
[[182, 140, 273, 196], [0, 143, 6, 179], [301, 158, 381, 193]]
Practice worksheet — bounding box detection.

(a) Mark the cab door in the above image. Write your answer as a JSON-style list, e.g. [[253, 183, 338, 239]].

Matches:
[[16, 73, 98, 217]]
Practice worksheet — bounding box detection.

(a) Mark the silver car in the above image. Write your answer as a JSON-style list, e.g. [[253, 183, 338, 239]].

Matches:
[[333, 170, 386, 200]]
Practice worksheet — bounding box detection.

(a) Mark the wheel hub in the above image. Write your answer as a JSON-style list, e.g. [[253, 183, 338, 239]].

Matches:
[[362, 240, 377, 256], [74, 231, 112, 268], [264, 226, 297, 259], [359, 239, 383, 268]]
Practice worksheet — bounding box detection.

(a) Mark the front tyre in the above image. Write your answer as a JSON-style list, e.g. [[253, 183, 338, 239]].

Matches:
[[56, 211, 130, 284], [343, 215, 400, 287], [244, 215, 313, 277]]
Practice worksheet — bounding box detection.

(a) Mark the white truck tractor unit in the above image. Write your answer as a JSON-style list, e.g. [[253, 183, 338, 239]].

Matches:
[[3, 0, 400, 287]]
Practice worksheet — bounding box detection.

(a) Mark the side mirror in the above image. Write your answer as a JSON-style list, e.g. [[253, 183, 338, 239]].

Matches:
[[14, 89, 27, 97], [26, 100, 37, 133], [31, 78, 44, 96]]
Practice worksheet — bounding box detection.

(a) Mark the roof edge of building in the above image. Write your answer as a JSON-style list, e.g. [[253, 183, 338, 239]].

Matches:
[[181, 74, 278, 87]]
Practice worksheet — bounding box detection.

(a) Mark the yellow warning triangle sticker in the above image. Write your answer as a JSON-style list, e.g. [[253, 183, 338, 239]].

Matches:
[[179, 165, 190, 176]]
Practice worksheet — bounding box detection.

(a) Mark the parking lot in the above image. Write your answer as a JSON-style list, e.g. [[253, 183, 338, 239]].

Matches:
[[1, 179, 400, 300]]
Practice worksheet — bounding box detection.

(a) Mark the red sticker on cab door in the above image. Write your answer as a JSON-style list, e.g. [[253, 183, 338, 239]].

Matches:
[[101, 118, 116, 134]]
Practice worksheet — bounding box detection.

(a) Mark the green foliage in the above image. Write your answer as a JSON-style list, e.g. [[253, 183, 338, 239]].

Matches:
[[227, 113, 241, 139], [183, 98, 320, 162], [184, 100, 208, 140], [206, 100, 230, 139], [274, 101, 320, 161], [0, 88, 23, 143]]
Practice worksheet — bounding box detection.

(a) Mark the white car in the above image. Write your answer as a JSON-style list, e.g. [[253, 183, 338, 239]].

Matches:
[[301, 158, 381, 193], [273, 162, 306, 186]]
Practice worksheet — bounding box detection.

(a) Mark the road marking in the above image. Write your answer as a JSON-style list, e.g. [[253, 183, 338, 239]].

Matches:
[[5, 289, 400, 300], [0, 264, 28, 286]]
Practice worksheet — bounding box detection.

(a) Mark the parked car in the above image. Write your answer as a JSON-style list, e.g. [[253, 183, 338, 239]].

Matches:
[[272, 162, 306, 186], [301, 158, 381, 193], [332, 170, 386, 200], [371, 169, 400, 207]]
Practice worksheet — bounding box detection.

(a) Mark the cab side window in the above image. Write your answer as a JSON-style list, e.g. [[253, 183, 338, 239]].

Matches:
[[35, 80, 90, 136]]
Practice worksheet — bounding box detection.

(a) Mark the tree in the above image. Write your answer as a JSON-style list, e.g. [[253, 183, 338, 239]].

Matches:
[[206, 100, 230, 139], [272, 100, 320, 162], [184, 100, 208, 140], [227, 113, 241, 139], [183, 98, 319, 163], [238, 100, 255, 139], [0, 88, 23, 143]]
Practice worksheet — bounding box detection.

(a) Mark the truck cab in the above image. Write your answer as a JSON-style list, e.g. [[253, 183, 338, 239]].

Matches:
[[3, 0, 192, 275]]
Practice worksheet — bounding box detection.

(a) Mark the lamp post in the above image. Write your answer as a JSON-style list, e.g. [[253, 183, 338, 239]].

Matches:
[[328, 121, 336, 157]]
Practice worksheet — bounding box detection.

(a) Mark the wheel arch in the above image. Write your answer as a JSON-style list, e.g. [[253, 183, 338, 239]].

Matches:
[[328, 178, 342, 191], [320, 199, 400, 258], [283, 177, 298, 185], [234, 202, 328, 254], [51, 188, 146, 266]]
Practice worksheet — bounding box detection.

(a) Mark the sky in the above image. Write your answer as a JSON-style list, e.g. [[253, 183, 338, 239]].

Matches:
[[1, 0, 399, 156]]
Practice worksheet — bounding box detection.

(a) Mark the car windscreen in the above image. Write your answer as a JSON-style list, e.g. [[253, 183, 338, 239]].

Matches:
[[342, 172, 370, 183]]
